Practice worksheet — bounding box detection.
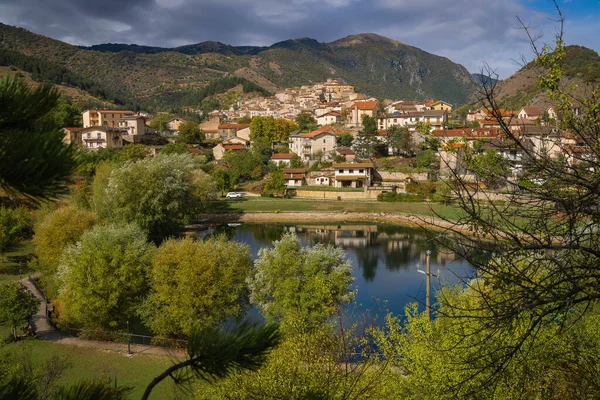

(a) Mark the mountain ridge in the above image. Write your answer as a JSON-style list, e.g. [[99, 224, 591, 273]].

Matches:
[[0, 23, 477, 107]]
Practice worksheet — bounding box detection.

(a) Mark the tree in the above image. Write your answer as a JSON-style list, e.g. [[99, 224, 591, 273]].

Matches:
[[247, 233, 354, 333], [222, 150, 263, 184], [212, 169, 231, 197], [57, 223, 154, 331], [94, 153, 217, 238], [250, 116, 276, 141], [0, 207, 32, 253], [140, 236, 252, 338], [273, 119, 298, 142], [178, 121, 204, 144], [238, 116, 252, 124], [252, 136, 274, 165], [148, 113, 173, 133], [160, 143, 190, 155], [117, 144, 150, 163], [262, 171, 286, 197], [386, 125, 414, 156], [337, 132, 354, 148], [198, 325, 391, 400], [0, 283, 40, 340], [422, 7, 600, 390], [353, 115, 379, 158], [0, 74, 77, 198], [467, 148, 511, 189], [33, 206, 97, 299], [295, 113, 316, 132], [141, 322, 280, 400]]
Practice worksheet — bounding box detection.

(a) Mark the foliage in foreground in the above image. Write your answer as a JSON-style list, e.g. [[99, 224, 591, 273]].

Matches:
[[248, 233, 355, 334], [0, 283, 39, 340], [57, 223, 154, 331], [0, 206, 32, 253], [93, 153, 217, 238], [141, 236, 252, 338], [198, 324, 391, 400], [33, 206, 97, 299], [0, 74, 77, 198]]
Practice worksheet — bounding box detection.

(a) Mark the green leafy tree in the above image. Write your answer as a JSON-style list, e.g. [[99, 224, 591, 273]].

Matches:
[[295, 113, 316, 132], [252, 136, 274, 165], [353, 115, 379, 158], [274, 119, 299, 142], [199, 325, 391, 400], [422, 10, 600, 390], [94, 154, 217, 238], [250, 116, 276, 141], [0, 283, 40, 340], [74, 148, 118, 175], [160, 143, 189, 155], [290, 154, 303, 168], [212, 170, 232, 196], [337, 132, 354, 147], [248, 233, 354, 333], [238, 116, 252, 124], [178, 121, 204, 144], [467, 148, 511, 189], [415, 150, 437, 169], [0, 207, 32, 253], [57, 223, 154, 330], [386, 125, 414, 156], [262, 171, 287, 197], [33, 206, 97, 299], [148, 113, 173, 133], [117, 144, 150, 163], [141, 322, 280, 400], [415, 121, 432, 135], [222, 150, 262, 184], [141, 236, 252, 338], [0, 74, 77, 198]]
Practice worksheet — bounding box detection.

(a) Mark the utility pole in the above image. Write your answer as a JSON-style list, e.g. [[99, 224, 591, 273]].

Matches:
[[425, 250, 431, 321], [417, 250, 437, 320]]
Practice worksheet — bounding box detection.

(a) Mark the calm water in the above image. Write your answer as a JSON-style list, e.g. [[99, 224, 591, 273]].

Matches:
[[193, 222, 474, 321]]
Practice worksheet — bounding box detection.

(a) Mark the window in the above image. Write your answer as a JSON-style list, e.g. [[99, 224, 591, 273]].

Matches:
[[339, 169, 344, 173], [323, 139, 326, 143], [349, 169, 354, 173], [359, 169, 364, 173], [87, 132, 91, 139], [112, 114, 114, 118], [97, 132, 101, 139]]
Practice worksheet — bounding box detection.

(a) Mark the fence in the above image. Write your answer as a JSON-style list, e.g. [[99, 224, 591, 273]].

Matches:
[[27, 275, 187, 350]]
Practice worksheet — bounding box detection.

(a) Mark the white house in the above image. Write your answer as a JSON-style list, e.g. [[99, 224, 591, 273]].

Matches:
[[289, 128, 337, 162], [284, 168, 306, 187], [317, 111, 342, 126], [332, 162, 374, 188], [80, 126, 126, 150], [270, 153, 294, 166]]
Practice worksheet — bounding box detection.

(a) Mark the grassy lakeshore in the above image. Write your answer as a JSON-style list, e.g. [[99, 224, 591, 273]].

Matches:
[[210, 197, 465, 221]]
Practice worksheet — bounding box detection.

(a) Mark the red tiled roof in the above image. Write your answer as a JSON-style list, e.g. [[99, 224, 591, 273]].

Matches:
[[336, 147, 355, 155], [223, 144, 246, 150], [301, 127, 336, 138], [64, 127, 83, 132], [271, 153, 294, 160], [521, 106, 543, 115], [432, 128, 501, 138], [352, 100, 379, 110]]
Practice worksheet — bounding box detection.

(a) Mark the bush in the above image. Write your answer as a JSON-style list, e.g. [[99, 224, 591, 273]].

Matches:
[[377, 192, 425, 202], [0, 206, 32, 253]]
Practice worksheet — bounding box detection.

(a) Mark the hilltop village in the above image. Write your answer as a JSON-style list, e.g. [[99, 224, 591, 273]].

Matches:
[[62, 78, 579, 198]]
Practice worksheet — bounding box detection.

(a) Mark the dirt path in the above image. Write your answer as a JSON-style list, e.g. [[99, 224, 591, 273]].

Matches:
[[21, 277, 185, 358], [196, 211, 466, 233]]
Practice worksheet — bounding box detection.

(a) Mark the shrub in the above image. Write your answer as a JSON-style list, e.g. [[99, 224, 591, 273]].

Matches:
[[0, 206, 32, 253]]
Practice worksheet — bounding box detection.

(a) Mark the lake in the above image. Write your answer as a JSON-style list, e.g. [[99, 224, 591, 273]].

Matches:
[[193, 222, 474, 322]]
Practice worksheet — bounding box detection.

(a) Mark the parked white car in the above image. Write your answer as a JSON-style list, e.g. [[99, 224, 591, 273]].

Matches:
[[226, 192, 243, 198]]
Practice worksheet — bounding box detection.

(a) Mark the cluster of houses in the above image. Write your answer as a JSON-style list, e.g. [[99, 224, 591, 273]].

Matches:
[[62, 77, 592, 193]]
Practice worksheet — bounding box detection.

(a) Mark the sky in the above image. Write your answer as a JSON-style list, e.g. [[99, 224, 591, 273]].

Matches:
[[0, 0, 598, 79]]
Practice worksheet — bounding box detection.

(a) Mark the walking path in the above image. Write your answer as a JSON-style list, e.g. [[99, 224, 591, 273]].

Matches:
[[20, 277, 185, 358]]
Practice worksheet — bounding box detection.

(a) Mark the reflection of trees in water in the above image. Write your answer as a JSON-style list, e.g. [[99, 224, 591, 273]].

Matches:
[[354, 245, 381, 282]]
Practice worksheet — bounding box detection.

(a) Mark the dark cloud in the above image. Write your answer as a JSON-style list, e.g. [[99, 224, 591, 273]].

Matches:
[[0, 0, 597, 78]]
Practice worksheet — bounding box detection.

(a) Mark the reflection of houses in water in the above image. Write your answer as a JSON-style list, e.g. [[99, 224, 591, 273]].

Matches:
[[294, 224, 377, 247]]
